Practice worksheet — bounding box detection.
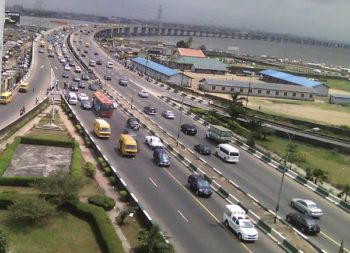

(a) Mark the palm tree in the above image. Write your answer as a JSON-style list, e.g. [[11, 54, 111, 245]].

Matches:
[[338, 184, 350, 202], [138, 224, 174, 253], [225, 92, 246, 120], [311, 168, 328, 184]]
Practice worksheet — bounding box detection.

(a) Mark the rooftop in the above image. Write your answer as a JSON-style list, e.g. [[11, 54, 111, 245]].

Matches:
[[203, 78, 316, 94], [175, 57, 227, 72], [178, 48, 205, 58], [131, 57, 179, 77], [259, 69, 324, 88]]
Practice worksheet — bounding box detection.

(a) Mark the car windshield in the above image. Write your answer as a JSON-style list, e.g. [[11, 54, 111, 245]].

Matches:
[[198, 180, 210, 187], [308, 203, 317, 208], [240, 220, 254, 228]]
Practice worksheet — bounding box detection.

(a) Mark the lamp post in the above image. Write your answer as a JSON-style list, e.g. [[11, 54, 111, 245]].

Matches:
[[273, 127, 320, 223], [176, 58, 186, 147], [245, 72, 252, 108], [144, 53, 149, 75], [130, 88, 135, 109]]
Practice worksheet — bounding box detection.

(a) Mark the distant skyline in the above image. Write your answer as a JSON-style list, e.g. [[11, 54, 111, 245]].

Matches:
[[6, 0, 350, 42]]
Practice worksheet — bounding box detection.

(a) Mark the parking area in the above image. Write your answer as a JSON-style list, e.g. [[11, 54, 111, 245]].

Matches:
[[4, 144, 72, 177]]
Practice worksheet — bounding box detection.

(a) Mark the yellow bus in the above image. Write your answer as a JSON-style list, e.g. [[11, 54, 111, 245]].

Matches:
[[93, 119, 111, 138], [85, 42, 90, 48], [19, 82, 29, 92], [40, 40, 45, 47], [118, 134, 137, 157], [0, 91, 13, 104]]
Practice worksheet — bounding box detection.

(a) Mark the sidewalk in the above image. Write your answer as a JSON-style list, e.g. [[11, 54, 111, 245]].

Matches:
[[57, 107, 133, 253]]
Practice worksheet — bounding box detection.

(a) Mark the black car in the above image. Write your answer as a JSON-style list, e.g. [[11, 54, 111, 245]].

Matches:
[[286, 213, 320, 235], [153, 148, 170, 167], [78, 82, 86, 89], [69, 83, 78, 91], [104, 75, 112, 80], [126, 118, 140, 131], [69, 62, 76, 67], [81, 53, 86, 57], [194, 144, 211, 155], [143, 106, 156, 115], [96, 60, 102, 65], [94, 52, 98, 55], [122, 128, 139, 141], [83, 49, 88, 54], [80, 100, 92, 110], [62, 72, 69, 78], [188, 174, 212, 197], [181, 124, 197, 136], [89, 83, 98, 91]]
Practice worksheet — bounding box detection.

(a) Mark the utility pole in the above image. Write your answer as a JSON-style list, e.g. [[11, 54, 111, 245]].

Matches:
[[157, 5, 162, 42], [0, 1, 4, 93]]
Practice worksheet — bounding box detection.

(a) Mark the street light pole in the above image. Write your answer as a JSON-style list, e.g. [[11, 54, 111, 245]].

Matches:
[[273, 127, 320, 223], [245, 72, 252, 108], [176, 58, 186, 147]]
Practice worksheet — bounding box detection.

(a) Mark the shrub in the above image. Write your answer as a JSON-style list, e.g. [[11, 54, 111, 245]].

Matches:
[[108, 176, 116, 185], [88, 195, 115, 211], [0, 137, 21, 176], [20, 136, 73, 148], [68, 113, 73, 119], [84, 162, 96, 177], [66, 201, 123, 253], [84, 137, 91, 147], [119, 191, 128, 202], [102, 166, 111, 175], [97, 157, 107, 168], [70, 143, 82, 178], [0, 177, 44, 187]]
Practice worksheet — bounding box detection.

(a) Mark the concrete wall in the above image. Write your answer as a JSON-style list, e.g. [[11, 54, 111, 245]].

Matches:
[[314, 84, 329, 96], [329, 96, 350, 105]]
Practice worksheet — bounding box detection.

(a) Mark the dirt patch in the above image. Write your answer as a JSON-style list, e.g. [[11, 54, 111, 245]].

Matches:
[[4, 144, 72, 177]]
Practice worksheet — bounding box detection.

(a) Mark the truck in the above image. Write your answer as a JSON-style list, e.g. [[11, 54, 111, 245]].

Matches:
[[206, 125, 232, 144], [223, 204, 258, 242], [85, 42, 90, 48]]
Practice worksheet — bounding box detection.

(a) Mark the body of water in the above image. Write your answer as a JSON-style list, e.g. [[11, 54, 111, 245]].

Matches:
[[132, 36, 350, 68]]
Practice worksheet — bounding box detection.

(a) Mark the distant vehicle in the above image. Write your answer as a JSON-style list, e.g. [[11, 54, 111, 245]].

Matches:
[[118, 134, 137, 157], [162, 110, 175, 119], [215, 144, 240, 163], [206, 125, 232, 144], [78, 82, 86, 89], [48, 52, 55, 58], [104, 75, 112, 80], [181, 124, 197, 135], [80, 99, 92, 110], [106, 61, 113, 68], [85, 42, 90, 48], [94, 52, 99, 55], [112, 100, 118, 109], [73, 76, 81, 82], [118, 78, 128, 86], [153, 148, 170, 167], [89, 83, 98, 91], [60, 58, 66, 63], [75, 66, 82, 73], [223, 204, 258, 241], [188, 174, 212, 197], [89, 60, 96, 67], [62, 72, 69, 78], [122, 128, 139, 141], [143, 106, 156, 115], [38, 48, 44, 53], [96, 60, 102, 65], [126, 118, 140, 131], [69, 62, 76, 67], [18, 82, 29, 93], [286, 213, 320, 235], [290, 199, 323, 218], [145, 136, 163, 150], [81, 74, 90, 80], [194, 144, 211, 155], [83, 49, 88, 54], [69, 83, 78, 91], [81, 53, 86, 57], [64, 65, 70, 71], [138, 90, 149, 98], [92, 91, 114, 118], [93, 119, 111, 138], [67, 92, 78, 105], [0, 91, 13, 104], [77, 93, 89, 101], [39, 40, 45, 47]]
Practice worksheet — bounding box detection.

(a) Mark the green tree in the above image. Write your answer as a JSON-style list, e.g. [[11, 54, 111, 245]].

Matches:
[[187, 36, 193, 48], [305, 167, 328, 184], [338, 184, 350, 202], [8, 196, 55, 225], [34, 171, 83, 206], [199, 45, 206, 51], [176, 40, 187, 48], [225, 92, 246, 120], [0, 230, 8, 253], [138, 224, 174, 253], [116, 206, 138, 225]]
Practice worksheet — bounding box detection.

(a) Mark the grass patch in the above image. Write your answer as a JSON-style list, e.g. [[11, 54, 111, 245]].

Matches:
[[325, 79, 350, 93], [79, 176, 102, 198], [0, 186, 39, 194], [257, 136, 350, 185], [119, 215, 144, 253], [26, 128, 72, 142], [0, 210, 102, 253]]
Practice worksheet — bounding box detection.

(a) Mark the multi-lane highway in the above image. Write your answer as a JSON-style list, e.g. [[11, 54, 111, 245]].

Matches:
[[72, 28, 350, 253]]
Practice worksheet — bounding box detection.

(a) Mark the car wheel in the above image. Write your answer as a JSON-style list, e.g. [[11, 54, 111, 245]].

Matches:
[[185, 130, 188, 135], [224, 220, 229, 228], [290, 201, 295, 208], [238, 233, 243, 241]]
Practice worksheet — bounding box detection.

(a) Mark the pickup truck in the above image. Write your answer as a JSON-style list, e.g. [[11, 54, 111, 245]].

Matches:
[[223, 204, 258, 242], [145, 136, 164, 150]]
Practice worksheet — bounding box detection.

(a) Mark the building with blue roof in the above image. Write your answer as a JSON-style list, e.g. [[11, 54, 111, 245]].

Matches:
[[131, 57, 191, 86], [259, 69, 329, 96]]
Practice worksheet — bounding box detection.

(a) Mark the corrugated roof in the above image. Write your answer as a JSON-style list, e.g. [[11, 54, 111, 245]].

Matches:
[[178, 48, 205, 58], [131, 57, 179, 77], [330, 94, 350, 99], [204, 78, 316, 93], [259, 69, 323, 88], [175, 57, 227, 72]]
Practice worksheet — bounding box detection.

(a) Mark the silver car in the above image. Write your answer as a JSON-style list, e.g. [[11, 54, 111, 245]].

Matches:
[[162, 110, 175, 119], [290, 198, 323, 218]]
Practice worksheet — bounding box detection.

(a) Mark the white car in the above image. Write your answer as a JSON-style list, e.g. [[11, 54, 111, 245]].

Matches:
[[162, 110, 175, 119], [113, 101, 118, 109], [290, 198, 323, 218], [60, 58, 66, 63], [64, 65, 70, 71], [75, 66, 82, 73], [145, 136, 164, 150], [138, 90, 149, 98], [77, 93, 89, 101]]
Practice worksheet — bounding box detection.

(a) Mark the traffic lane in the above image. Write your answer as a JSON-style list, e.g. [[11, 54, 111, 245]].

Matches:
[[66, 102, 251, 253], [84, 33, 350, 240]]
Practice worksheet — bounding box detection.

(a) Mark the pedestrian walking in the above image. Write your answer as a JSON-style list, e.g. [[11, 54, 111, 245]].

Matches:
[[35, 97, 38, 104]]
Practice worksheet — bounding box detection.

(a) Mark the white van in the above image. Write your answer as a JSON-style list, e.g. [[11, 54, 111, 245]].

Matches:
[[68, 92, 78, 105], [106, 61, 113, 68], [215, 144, 240, 163], [89, 60, 96, 67]]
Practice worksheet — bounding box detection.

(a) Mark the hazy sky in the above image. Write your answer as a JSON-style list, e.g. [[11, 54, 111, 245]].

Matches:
[[6, 0, 350, 42]]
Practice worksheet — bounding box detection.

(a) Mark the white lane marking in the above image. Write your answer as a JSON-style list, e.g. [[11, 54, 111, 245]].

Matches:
[[149, 177, 158, 187], [40, 64, 44, 68], [54, 66, 57, 70], [177, 210, 189, 223]]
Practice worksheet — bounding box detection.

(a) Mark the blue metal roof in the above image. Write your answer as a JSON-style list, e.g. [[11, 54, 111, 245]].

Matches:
[[259, 69, 323, 87], [132, 57, 179, 77]]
